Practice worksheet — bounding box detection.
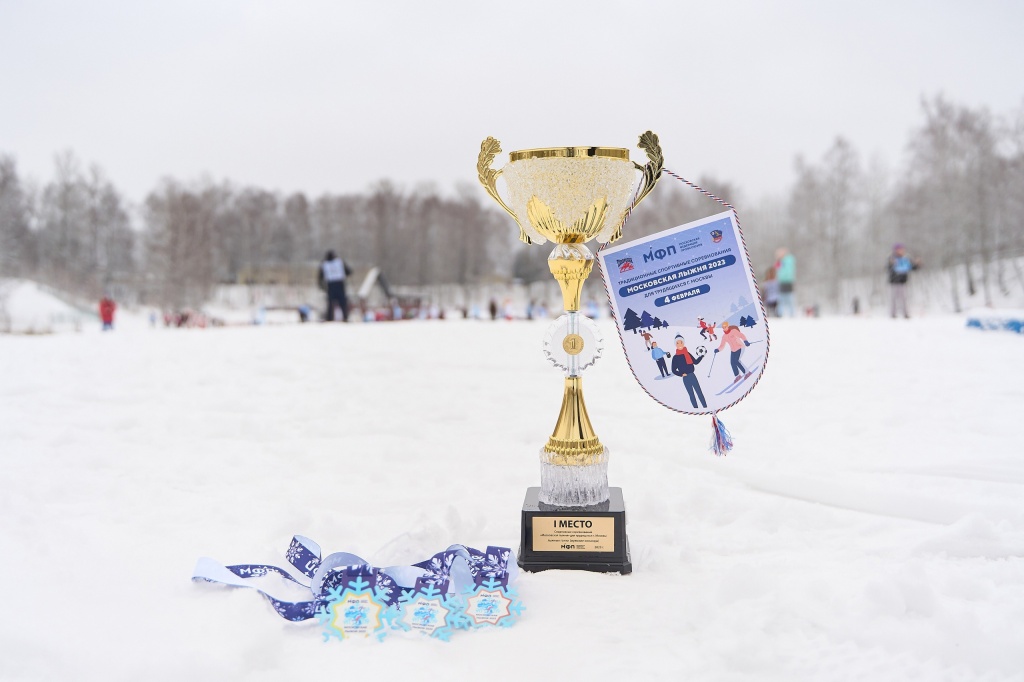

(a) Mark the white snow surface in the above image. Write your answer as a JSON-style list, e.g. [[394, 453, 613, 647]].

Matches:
[[1, 316, 1022, 681], [0, 280, 91, 334]]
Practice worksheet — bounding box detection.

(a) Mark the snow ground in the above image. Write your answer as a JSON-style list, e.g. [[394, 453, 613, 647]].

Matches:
[[1, 315, 1022, 681]]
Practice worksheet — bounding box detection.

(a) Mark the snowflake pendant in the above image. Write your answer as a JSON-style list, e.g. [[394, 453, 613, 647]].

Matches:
[[317, 576, 391, 642], [394, 584, 470, 641], [462, 577, 525, 629]]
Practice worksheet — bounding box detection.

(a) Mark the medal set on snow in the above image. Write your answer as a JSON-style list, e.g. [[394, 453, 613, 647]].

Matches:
[[193, 536, 523, 643]]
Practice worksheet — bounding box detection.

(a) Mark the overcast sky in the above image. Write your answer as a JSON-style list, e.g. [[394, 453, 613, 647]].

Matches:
[[2, 0, 1022, 205]]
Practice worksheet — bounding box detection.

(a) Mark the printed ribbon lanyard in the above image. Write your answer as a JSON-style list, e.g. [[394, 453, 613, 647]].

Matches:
[[598, 169, 770, 455], [193, 535, 518, 621]]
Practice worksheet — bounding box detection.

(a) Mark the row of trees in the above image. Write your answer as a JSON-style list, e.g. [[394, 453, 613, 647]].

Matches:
[[142, 179, 511, 307], [742, 96, 1024, 310], [1, 95, 1022, 311], [0, 152, 134, 297], [0, 162, 512, 307]]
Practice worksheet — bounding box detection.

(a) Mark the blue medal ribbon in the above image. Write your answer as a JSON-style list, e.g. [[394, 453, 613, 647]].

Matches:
[[193, 536, 517, 621]]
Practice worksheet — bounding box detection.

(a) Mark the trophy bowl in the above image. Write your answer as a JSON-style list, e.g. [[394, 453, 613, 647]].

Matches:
[[479, 134, 663, 250], [502, 147, 637, 245]]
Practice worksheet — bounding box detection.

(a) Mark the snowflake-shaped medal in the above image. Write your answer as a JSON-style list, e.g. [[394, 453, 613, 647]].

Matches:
[[462, 577, 525, 629], [395, 584, 470, 641], [317, 576, 390, 642]]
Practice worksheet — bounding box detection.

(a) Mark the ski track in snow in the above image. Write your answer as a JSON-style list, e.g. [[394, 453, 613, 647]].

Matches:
[[1, 315, 1023, 681]]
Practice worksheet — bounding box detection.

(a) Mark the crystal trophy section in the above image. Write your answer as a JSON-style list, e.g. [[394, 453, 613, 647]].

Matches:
[[539, 312, 607, 507], [518, 314, 631, 574], [519, 487, 631, 574]]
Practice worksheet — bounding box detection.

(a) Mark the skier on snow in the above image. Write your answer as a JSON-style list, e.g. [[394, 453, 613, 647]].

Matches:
[[887, 243, 920, 319], [319, 250, 351, 322], [714, 321, 751, 383]]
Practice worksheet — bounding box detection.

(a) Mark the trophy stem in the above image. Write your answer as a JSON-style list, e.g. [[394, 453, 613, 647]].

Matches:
[[545, 376, 602, 460], [548, 244, 595, 312], [540, 241, 609, 506], [567, 311, 580, 377], [540, 376, 609, 506]]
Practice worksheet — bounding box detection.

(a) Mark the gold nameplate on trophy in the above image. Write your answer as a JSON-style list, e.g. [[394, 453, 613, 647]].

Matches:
[[531, 517, 615, 553]]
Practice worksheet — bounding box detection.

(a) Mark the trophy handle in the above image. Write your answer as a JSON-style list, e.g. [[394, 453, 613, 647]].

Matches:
[[604, 131, 664, 244], [478, 137, 533, 245]]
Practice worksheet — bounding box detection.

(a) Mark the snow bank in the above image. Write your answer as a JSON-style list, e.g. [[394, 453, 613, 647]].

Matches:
[[0, 279, 90, 333]]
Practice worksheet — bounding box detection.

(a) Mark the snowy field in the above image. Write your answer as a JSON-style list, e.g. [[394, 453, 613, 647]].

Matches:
[[1, 314, 1023, 681]]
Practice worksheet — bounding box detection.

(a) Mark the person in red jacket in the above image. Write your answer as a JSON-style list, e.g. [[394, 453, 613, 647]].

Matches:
[[715, 321, 750, 382], [99, 296, 116, 331]]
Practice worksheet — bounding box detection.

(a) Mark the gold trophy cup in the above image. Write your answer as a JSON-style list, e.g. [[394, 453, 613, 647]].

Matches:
[[477, 132, 663, 572]]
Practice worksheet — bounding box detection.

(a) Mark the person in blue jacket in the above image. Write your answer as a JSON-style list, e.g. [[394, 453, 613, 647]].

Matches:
[[671, 334, 707, 409], [888, 243, 920, 318], [774, 247, 797, 317], [650, 341, 671, 378]]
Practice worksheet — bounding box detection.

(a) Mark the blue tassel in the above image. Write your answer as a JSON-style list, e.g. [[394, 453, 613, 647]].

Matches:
[[709, 413, 734, 456]]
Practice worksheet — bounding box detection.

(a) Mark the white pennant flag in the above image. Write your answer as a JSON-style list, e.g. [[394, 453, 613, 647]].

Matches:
[[599, 210, 768, 416]]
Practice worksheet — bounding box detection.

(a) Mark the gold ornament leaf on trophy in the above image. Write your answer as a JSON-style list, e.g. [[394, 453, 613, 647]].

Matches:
[[526, 196, 560, 242], [527, 195, 608, 244], [630, 133, 665, 223], [571, 198, 608, 244], [605, 130, 665, 244], [477, 137, 532, 245]]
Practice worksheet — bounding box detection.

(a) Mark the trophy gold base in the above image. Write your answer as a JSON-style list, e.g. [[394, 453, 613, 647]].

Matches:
[[518, 487, 631, 574]]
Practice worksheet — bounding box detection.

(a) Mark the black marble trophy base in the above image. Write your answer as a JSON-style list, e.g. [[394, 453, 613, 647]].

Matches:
[[518, 487, 631, 574]]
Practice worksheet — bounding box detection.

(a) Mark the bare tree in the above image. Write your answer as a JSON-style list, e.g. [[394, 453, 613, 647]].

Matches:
[[28, 151, 136, 298], [898, 96, 1010, 310], [0, 155, 34, 278], [145, 180, 221, 308], [36, 151, 87, 292], [283, 192, 313, 265], [82, 164, 134, 294]]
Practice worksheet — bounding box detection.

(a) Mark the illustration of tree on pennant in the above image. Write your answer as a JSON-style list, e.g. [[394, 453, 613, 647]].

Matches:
[[623, 308, 642, 334]]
